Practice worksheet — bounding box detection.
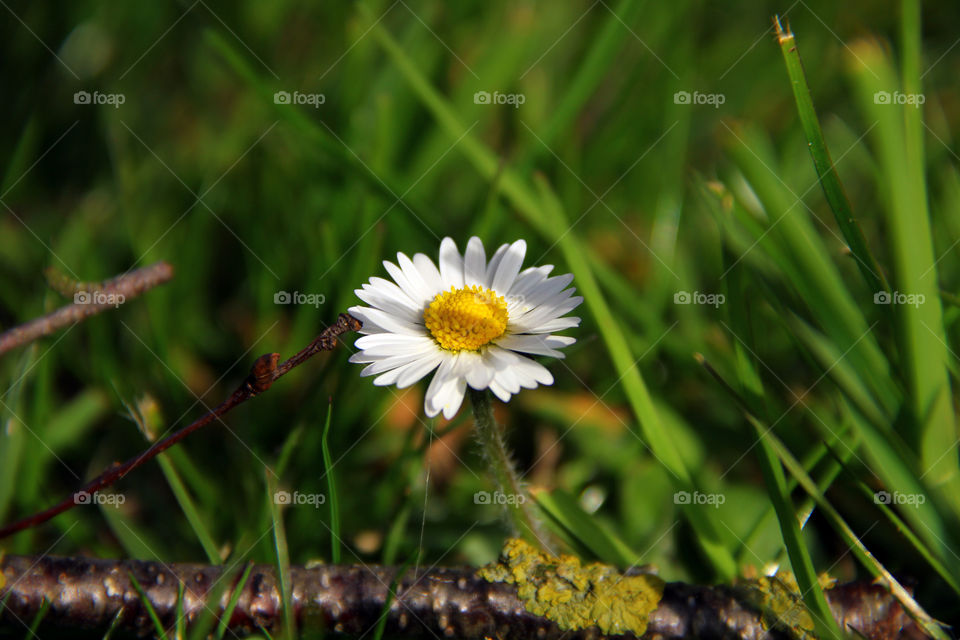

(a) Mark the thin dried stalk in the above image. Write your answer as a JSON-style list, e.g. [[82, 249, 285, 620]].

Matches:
[[0, 313, 361, 540], [0, 262, 175, 356]]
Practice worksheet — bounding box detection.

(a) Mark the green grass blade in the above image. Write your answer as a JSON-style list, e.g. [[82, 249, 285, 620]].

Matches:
[[372, 560, 411, 640], [748, 427, 844, 640], [754, 415, 949, 640], [175, 580, 186, 640], [128, 572, 168, 639], [533, 176, 737, 579], [215, 563, 255, 640], [531, 487, 640, 567], [847, 37, 957, 488], [321, 401, 341, 564], [267, 472, 295, 640], [101, 605, 126, 640], [773, 16, 887, 294], [25, 597, 50, 639], [156, 452, 221, 565], [849, 474, 960, 599], [521, 0, 647, 160]]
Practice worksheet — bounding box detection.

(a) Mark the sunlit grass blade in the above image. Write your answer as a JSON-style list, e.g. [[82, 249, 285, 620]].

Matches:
[[156, 453, 221, 565], [534, 175, 737, 579], [754, 415, 949, 640], [321, 401, 341, 564], [25, 597, 50, 639], [175, 580, 186, 640], [531, 487, 640, 566], [773, 16, 887, 294], [214, 563, 254, 640], [99, 495, 167, 560], [128, 572, 168, 639], [101, 605, 126, 640], [847, 30, 958, 492], [753, 433, 845, 640], [372, 559, 411, 640], [519, 0, 647, 163], [122, 396, 221, 565], [724, 125, 896, 411], [846, 469, 960, 599], [267, 471, 295, 640]]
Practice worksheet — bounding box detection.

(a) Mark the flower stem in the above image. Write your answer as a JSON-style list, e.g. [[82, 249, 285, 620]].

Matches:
[[468, 388, 555, 552]]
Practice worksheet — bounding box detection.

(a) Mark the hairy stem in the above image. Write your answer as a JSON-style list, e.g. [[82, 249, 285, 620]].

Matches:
[[469, 388, 555, 552]]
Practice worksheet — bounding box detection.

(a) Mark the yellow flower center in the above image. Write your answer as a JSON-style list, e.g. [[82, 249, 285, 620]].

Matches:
[[423, 285, 508, 351]]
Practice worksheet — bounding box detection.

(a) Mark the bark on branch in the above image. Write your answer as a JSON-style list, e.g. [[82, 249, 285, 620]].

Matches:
[[0, 554, 927, 639]]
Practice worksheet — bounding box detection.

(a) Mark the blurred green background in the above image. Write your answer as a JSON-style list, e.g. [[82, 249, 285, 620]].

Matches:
[[2, 0, 960, 631]]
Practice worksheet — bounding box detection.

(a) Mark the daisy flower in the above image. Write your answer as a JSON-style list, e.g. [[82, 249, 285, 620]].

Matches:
[[349, 237, 582, 419]]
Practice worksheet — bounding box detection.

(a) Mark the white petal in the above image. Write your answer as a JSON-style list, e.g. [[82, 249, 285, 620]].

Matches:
[[351, 335, 437, 359], [509, 265, 554, 297], [413, 253, 444, 294], [372, 355, 438, 386], [487, 346, 552, 389], [364, 277, 421, 311], [460, 350, 495, 389], [355, 333, 432, 350], [527, 317, 581, 333], [441, 380, 467, 420], [484, 347, 521, 393], [491, 240, 526, 294], [424, 353, 459, 417], [483, 244, 510, 288], [463, 237, 487, 287], [395, 352, 444, 388], [495, 333, 567, 358], [513, 355, 554, 387], [510, 295, 584, 333], [349, 306, 424, 336], [360, 351, 432, 376], [384, 259, 431, 307], [438, 238, 464, 289], [355, 286, 420, 324], [488, 379, 512, 402], [510, 274, 575, 315]]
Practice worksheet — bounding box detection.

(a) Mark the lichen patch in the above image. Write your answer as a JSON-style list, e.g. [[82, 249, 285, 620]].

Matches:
[[479, 538, 664, 636]]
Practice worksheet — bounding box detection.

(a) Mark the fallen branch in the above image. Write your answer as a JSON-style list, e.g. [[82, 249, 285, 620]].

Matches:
[[0, 261, 175, 357], [0, 554, 927, 639], [0, 312, 361, 540]]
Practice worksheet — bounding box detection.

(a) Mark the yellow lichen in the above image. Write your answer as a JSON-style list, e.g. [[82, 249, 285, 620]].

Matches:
[[740, 571, 836, 639], [479, 538, 664, 636]]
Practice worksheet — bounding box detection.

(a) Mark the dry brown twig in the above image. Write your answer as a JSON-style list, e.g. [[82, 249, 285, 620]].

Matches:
[[0, 261, 360, 539], [0, 261, 175, 357]]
